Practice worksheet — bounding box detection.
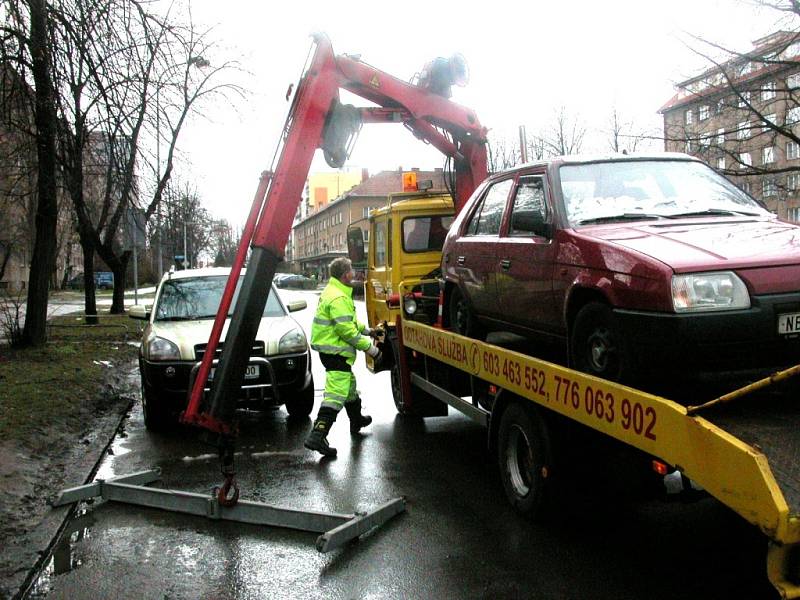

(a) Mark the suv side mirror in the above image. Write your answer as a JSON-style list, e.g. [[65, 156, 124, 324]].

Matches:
[[511, 210, 551, 238], [287, 300, 307, 312], [129, 305, 150, 320]]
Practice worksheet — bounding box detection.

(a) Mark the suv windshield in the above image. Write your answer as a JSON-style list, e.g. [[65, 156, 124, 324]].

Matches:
[[559, 160, 771, 226], [155, 276, 284, 321]]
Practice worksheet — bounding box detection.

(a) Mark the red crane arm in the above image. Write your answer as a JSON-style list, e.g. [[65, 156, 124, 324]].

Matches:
[[183, 33, 488, 440]]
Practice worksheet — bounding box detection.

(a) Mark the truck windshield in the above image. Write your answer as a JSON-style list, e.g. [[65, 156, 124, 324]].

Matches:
[[402, 215, 454, 253], [559, 160, 771, 226], [155, 276, 284, 321]]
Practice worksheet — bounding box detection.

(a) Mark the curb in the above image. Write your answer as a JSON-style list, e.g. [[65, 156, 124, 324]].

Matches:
[[11, 368, 138, 599]]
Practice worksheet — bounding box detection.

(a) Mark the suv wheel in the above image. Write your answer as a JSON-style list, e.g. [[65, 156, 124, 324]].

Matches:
[[570, 302, 629, 383], [286, 376, 315, 418]]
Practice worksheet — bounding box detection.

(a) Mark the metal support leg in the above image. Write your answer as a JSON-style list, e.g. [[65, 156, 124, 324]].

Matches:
[[52, 471, 406, 552]]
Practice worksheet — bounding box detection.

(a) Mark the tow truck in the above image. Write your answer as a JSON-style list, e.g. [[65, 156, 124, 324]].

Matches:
[[177, 33, 799, 595]]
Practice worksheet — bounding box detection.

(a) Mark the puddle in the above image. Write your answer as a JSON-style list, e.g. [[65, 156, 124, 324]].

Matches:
[[27, 511, 95, 598]]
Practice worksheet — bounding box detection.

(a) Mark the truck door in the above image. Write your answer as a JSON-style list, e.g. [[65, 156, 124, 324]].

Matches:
[[367, 215, 391, 322], [496, 174, 559, 335]]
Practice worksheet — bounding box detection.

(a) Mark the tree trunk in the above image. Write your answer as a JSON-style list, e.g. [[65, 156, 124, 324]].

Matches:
[[82, 243, 98, 325], [21, 0, 59, 347], [109, 254, 128, 314]]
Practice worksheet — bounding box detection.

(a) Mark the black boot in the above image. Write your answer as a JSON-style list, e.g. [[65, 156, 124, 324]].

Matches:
[[345, 398, 372, 434], [304, 406, 338, 457]]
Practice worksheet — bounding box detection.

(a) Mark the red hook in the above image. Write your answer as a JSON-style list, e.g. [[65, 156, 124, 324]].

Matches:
[[217, 474, 240, 507]]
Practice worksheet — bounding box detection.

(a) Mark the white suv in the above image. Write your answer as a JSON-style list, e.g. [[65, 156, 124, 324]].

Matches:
[[130, 267, 313, 429]]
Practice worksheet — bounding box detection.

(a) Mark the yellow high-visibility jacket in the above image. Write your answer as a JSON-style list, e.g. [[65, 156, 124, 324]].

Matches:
[[310, 277, 371, 363]]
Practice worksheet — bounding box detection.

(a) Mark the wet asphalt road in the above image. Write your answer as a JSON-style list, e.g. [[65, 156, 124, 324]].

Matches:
[[27, 290, 779, 600]]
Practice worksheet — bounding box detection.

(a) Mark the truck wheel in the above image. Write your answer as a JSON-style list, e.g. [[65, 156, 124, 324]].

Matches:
[[141, 376, 172, 431], [390, 339, 416, 415], [570, 302, 629, 383], [497, 402, 552, 517], [286, 376, 315, 418], [449, 287, 484, 339]]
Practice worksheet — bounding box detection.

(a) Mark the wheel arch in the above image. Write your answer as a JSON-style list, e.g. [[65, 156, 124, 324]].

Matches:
[[565, 286, 611, 361]]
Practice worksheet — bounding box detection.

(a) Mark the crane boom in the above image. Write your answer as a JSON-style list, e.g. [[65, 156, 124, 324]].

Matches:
[[181, 34, 488, 480]]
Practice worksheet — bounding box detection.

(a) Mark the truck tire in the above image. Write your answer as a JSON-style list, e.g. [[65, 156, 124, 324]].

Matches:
[[497, 402, 552, 517], [286, 376, 315, 418], [390, 339, 417, 416], [570, 302, 630, 383], [141, 376, 172, 431]]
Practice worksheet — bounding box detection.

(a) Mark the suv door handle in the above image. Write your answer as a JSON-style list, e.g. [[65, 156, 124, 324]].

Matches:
[[500, 259, 511, 270], [456, 256, 466, 266]]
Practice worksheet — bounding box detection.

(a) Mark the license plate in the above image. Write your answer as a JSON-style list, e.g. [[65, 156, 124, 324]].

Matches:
[[208, 365, 260, 380], [778, 312, 800, 335]]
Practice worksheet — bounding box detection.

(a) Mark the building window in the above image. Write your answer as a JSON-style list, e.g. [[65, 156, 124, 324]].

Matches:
[[789, 73, 800, 90], [789, 106, 800, 125], [740, 152, 752, 167], [740, 181, 752, 195], [762, 81, 776, 101], [788, 173, 800, 190], [789, 207, 800, 222], [738, 91, 750, 108], [685, 109, 693, 125], [738, 121, 749, 140], [714, 101, 723, 115], [788, 141, 800, 160], [717, 157, 725, 170], [763, 146, 775, 164], [763, 178, 778, 197], [699, 105, 710, 121], [763, 113, 776, 132], [717, 128, 725, 144], [685, 139, 692, 153]]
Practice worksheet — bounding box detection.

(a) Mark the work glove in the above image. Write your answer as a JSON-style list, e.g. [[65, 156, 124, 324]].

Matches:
[[366, 344, 381, 359], [365, 327, 384, 340]]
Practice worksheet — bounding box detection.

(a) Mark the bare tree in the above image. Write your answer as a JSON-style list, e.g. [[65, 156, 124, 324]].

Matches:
[[607, 106, 656, 154], [541, 106, 586, 156], [49, 0, 242, 317], [666, 3, 800, 191], [1, 0, 61, 346]]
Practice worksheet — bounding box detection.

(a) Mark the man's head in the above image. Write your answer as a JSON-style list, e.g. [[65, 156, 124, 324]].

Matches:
[[329, 257, 354, 285]]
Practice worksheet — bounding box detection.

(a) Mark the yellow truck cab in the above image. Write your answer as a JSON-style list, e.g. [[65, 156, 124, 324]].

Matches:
[[349, 191, 454, 330]]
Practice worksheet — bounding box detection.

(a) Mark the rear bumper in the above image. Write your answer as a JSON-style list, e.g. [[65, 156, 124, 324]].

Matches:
[[614, 292, 800, 376]]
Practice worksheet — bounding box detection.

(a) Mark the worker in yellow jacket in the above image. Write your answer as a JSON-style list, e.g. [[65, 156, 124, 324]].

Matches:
[[304, 257, 381, 457]]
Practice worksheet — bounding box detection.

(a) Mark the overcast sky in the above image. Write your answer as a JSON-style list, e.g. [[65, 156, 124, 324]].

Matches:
[[176, 0, 786, 225]]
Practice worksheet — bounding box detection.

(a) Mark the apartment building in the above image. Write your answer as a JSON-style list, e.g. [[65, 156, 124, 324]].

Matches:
[[291, 168, 447, 278], [660, 31, 800, 221]]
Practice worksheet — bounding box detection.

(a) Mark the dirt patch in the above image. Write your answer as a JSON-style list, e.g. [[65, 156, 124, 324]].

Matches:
[[0, 349, 138, 599]]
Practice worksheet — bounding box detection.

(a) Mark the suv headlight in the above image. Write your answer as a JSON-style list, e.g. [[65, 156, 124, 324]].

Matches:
[[278, 328, 307, 353], [672, 271, 750, 313], [146, 336, 181, 360]]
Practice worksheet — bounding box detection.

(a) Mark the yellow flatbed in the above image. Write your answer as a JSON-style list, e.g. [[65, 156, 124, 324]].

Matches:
[[398, 318, 800, 598]]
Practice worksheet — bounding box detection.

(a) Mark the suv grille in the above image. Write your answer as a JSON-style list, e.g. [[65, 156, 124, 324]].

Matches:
[[194, 341, 265, 360]]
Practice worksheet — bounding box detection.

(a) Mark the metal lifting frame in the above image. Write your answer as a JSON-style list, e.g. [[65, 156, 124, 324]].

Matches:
[[52, 470, 406, 553]]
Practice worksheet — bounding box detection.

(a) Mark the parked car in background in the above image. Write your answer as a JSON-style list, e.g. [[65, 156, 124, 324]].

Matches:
[[65, 271, 114, 290], [95, 271, 114, 289], [275, 274, 317, 290], [130, 267, 314, 429], [442, 153, 800, 384]]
